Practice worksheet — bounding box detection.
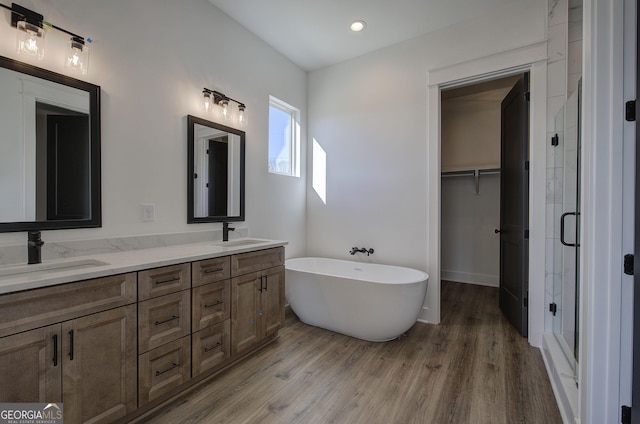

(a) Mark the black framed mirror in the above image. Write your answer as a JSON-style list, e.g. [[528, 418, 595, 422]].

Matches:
[[187, 115, 245, 223], [0, 56, 101, 233]]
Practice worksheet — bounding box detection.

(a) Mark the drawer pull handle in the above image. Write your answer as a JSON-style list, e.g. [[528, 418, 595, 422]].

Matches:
[[155, 315, 179, 325], [155, 277, 180, 286], [204, 342, 222, 353], [204, 267, 224, 274], [155, 363, 179, 376], [52, 334, 58, 366], [204, 300, 224, 308]]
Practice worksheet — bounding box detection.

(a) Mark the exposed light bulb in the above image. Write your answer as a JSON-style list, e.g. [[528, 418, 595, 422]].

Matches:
[[238, 104, 247, 126], [65, 37, 89, 74], [16, 21, 45, 60], [203, 91, 211, 111], [220, 99, 229, 119]]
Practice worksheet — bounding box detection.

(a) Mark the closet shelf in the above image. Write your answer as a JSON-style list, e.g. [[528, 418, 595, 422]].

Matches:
[[441, 168, 500, 194]]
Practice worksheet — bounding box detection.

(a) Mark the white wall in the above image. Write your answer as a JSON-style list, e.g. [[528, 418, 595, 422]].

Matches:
[[441, 175, 500, 286], [0, 0, 307, 258], [307, 0, 546, 323]]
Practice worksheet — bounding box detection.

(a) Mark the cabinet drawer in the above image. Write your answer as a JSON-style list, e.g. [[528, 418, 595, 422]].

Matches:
[[192, 257, 230, 287], [138, 336, 191, 406], [138, 291, 191, 353], [192, 280, 230, 331], [0, 273, 136, 338], [192, 320, 230, 377], [138, 263, 191, 300], [231, 247, 284, 276]]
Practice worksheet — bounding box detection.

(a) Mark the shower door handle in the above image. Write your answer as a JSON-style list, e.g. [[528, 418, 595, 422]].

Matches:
[[560, 212, 578, 247]]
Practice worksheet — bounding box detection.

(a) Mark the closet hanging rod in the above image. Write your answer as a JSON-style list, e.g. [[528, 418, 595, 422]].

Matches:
[[441, 168, 501, 195], [441, 168, 501, 177]]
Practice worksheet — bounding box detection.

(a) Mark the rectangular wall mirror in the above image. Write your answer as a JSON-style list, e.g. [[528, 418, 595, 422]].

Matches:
[[187, 115, 245, 223], [0, 56, 101, 232]]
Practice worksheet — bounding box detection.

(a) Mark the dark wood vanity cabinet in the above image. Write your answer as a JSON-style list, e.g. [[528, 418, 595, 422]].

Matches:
[[0, 274, 138, 424], [0, 245, 285, 423]]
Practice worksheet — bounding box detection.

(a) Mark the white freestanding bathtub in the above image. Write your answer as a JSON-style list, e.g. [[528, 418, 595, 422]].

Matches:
[[285, 257, 429, 342]]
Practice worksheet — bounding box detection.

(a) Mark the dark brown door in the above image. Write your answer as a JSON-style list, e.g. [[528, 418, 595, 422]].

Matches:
[[46, 114, 90, 220], [499, 74, 530, 337], [208, 138, 228, 216]]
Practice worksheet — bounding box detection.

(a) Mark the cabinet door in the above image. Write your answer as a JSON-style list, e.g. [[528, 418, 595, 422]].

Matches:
[[0, 324, 61, 403], [62, 305, 137, 424], [262, 266, 285, 339], [231, 273, 261, 356]]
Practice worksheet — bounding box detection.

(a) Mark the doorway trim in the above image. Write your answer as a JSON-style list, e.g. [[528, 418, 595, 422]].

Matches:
[[424, 41, 547, 347]]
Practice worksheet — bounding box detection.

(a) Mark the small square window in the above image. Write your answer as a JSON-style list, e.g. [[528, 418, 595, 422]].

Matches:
[[268, 96, 300, 177]]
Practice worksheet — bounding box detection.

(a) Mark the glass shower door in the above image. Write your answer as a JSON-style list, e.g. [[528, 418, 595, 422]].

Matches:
[[552, 82, 581, 383]]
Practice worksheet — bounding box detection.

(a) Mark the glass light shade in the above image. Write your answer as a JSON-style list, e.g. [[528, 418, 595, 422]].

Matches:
[[220, 100, 230, 121], [237, 105, 248, 127], [203, 91, 211, 111], [16, 21, 45, 60], [64, 38, 89, 75]]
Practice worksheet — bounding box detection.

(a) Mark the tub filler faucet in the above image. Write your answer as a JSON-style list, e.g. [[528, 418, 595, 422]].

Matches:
[[349, 247, 374, 256]]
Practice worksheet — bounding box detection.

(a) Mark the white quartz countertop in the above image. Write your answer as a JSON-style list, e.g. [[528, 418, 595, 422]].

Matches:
[[0, 238, 287, 295]]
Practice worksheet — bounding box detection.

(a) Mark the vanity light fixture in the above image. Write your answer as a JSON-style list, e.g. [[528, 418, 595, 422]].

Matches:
[[0, 2, 91, 73], [202, 88, 248, 127]]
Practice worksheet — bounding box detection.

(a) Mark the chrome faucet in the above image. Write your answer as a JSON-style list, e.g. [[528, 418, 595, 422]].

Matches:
[[222, 222, 235, 242], [349, 247, 374, 256], [27, 231, 44, 264]]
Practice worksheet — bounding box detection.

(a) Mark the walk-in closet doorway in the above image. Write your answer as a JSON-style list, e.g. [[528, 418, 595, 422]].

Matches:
[[440, 74, 529, 335]]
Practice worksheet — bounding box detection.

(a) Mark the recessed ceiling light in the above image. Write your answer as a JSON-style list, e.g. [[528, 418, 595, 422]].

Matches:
[[350, 20, 366, 32]]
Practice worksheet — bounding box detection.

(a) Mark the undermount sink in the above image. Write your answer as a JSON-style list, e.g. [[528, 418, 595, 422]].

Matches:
[[0, 258, 109, 279], [214, 238, 266, 247]]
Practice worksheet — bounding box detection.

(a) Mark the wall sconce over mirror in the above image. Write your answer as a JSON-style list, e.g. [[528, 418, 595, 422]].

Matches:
[[0, 2, 91, 74], [187, 115, 245, 224], [202, 88, 247, 128]]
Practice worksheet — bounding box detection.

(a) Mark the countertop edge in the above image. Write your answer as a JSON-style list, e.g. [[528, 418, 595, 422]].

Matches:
[[0, 239, 288, 295]]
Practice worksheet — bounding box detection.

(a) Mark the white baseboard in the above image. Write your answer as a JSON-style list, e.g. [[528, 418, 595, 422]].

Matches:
[[441, 270, 499, 287]]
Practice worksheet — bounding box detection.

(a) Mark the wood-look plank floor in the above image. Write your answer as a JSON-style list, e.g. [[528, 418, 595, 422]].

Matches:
[[140, 281, 562, 424]]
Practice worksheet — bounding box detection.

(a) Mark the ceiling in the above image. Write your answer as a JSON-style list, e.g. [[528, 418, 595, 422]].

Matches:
[[208, 0, 527, 71]]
